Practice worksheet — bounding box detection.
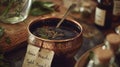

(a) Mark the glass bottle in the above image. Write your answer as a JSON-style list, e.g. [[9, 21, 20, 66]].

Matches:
[[112, 0, 120, 22], [105, 33, 120, 53], [105, 33, 120, 67], [94, 0, 113, 30], [86, 46, 114, 67], [79, 0, 97, 20], [114, 26, 120, 67], [86, 33, 120, 67], [106, 33, 120, 67], [0, 0, 32, 24]]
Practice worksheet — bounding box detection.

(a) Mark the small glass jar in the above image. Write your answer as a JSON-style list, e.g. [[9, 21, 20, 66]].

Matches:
[[0, 0, 32, 24], [86, 46, 115, 67], [79, 0, 97, 19]]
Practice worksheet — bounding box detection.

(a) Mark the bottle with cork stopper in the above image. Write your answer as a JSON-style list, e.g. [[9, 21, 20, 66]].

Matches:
[[104, 33, 120, 67], [105, 33, 120, 53], [86, 33, 119, 67], [94, 0, 113, 30], [86, 46, 115, 67], [107, 32, 120, 67], [93, 46, 114, 67]]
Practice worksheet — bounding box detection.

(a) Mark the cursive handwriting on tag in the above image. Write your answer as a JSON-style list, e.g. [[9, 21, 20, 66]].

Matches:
[[22, 44, 55, 67], [35, 48, 54, 67], [22, 44, 40, 67]]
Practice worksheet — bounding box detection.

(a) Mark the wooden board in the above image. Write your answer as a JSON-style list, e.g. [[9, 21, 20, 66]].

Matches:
[[0, 21, 28, 51]]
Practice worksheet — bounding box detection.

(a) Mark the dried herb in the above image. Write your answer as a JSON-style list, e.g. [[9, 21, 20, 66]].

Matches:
[[33, 26, 77, 40], [88, 51, 94, 60], [0, 27, 4, 39], [5, 37, 11, 44], [84, 51, 95, 67], [0, 27, 11, 44], [34, 27, 59, 39], [0, 0, 25, 17], [35, 28, 50, 39], [0, 27, 10, 66]]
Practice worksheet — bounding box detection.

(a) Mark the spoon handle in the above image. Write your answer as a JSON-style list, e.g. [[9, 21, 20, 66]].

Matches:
[[56, 4, 76, 28]]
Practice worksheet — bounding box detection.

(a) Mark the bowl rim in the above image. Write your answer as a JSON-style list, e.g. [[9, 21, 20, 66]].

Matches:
[[27, 16, 83, 42]]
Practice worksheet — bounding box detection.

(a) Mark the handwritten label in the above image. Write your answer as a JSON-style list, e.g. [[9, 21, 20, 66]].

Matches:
[[22, 44, 40, 67], [22, 44, 55, 67], [35, 48, 54, 67]]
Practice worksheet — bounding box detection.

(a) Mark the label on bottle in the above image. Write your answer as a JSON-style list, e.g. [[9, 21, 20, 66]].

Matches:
[[113, 1, 120, 15], [95, 7, 106, 26]]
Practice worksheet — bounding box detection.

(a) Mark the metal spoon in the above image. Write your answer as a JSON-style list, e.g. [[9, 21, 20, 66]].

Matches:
[[56, 4, 76, 28]]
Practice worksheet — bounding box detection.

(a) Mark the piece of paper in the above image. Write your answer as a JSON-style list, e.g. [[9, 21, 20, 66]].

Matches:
[[22, 44, 40, 67], [35, 48, 54, 67]]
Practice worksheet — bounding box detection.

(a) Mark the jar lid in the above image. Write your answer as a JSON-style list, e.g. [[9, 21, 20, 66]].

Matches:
[[106, 33, 120, 46]]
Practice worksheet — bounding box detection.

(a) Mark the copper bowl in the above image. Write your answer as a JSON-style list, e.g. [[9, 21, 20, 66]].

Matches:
[[27, 16, 83, 57]]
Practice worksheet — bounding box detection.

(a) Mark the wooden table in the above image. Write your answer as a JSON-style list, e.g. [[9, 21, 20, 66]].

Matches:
[[1, 0, 120, 67], [0, 0, 66, 52]]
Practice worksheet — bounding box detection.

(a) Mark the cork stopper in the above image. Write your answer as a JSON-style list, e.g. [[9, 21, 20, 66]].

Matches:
[[106, 33, 120, 52], [94, 46, 114, 64]]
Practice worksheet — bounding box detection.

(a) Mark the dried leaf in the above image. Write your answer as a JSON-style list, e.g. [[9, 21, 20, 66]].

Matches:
[[5, 37, 11, 44], [0, 27, 4, 39]]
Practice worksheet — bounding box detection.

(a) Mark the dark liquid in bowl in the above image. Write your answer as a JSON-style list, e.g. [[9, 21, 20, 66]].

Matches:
[[30, 18, 81, 40], [33, 26, 78, 40]]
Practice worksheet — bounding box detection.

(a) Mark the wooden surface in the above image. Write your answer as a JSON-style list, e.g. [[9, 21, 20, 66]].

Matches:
[[0, 0, 120, 54], [0, 0, 96, 52], [1, 0, 120, 67], [0, 0, 67, 52]]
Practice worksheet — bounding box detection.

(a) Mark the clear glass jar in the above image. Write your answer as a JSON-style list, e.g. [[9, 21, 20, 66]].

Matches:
[[86, 46, 117, 67], [79, 0, 97, 18], [0, 0, 32, 24]]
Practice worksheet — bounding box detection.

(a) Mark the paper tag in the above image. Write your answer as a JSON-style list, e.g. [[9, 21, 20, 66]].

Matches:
[[35, 48, 54, 67], [22, 44, 40, 67]]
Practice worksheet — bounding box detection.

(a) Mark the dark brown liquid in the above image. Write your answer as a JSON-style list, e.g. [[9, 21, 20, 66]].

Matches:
[[33, 26, 78, 40]]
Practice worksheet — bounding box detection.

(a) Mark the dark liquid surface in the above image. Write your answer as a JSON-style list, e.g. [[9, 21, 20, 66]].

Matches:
[[33, 26, 78, 40]]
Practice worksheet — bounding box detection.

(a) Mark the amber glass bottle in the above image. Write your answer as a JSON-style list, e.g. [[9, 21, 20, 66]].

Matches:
[[94, 0, 113, 30]]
